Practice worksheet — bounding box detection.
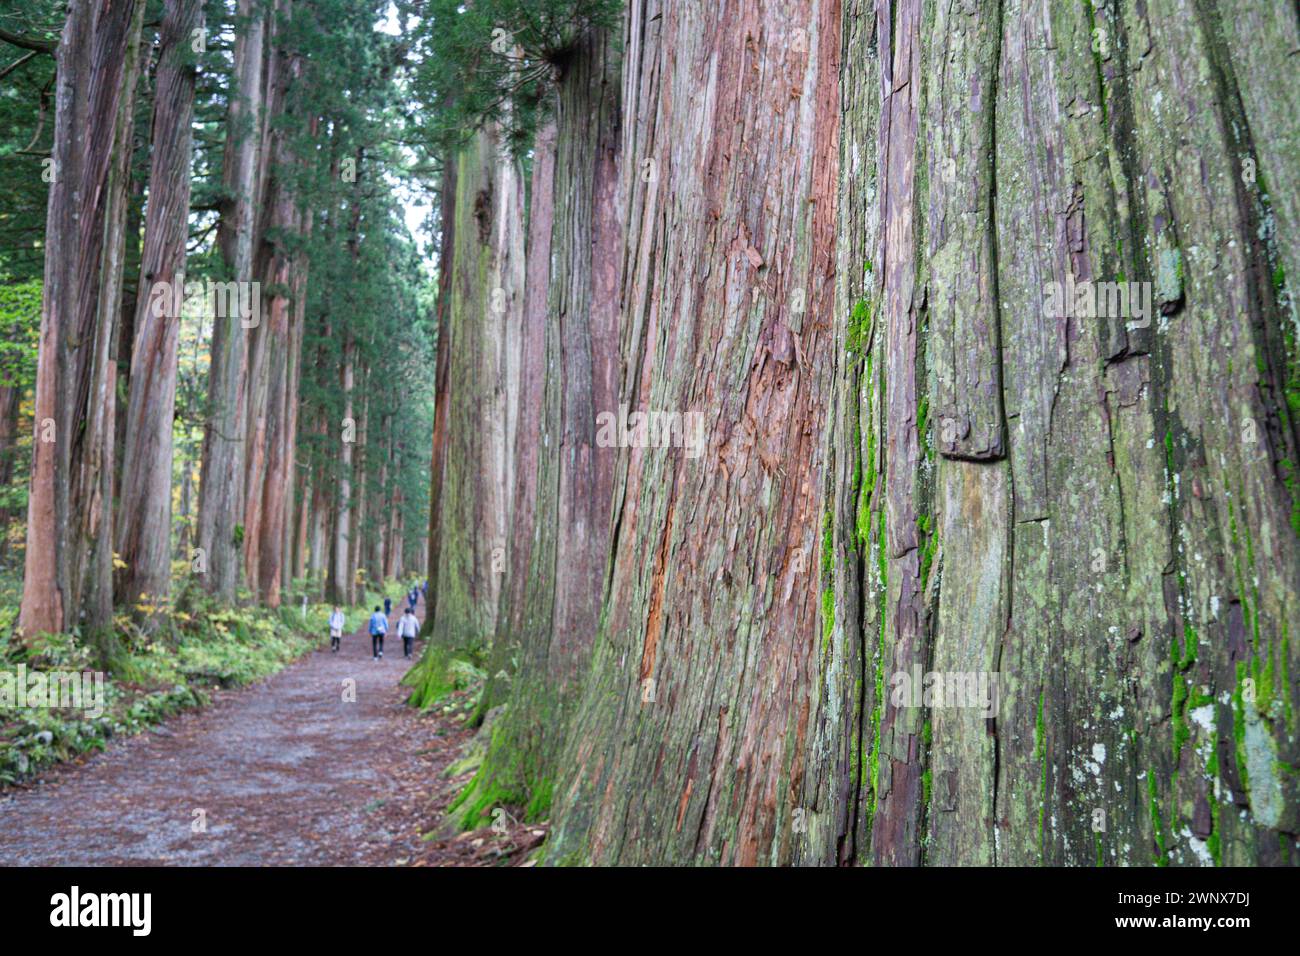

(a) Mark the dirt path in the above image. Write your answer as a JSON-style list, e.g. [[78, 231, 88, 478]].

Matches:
[[0, 595, 532, 866]]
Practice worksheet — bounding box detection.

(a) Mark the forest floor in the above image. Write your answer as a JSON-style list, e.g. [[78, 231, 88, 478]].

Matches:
[[0, 594, 545, 866]]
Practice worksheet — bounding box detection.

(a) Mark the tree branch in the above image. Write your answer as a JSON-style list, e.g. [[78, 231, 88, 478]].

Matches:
[[0, 27, 56, 54], [0, 49, 38, 81]]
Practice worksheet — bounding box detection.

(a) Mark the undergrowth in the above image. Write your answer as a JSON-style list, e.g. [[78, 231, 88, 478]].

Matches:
[[0, 570, 377, 787]]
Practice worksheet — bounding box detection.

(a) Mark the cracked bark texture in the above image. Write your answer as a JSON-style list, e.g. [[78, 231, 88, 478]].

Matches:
[[546, 0, 842, 866], [809, 0, 1300, 866]]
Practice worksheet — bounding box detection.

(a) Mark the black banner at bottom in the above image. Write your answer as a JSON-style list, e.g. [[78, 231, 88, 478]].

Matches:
[[0, 863, 1281, 942]]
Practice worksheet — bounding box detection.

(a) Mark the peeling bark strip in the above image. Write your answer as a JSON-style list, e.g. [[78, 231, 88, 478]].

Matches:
[[811, 0, 1300, 867], [872, 0, 928, 867], [547, 0, 841, 866], [924, 0, 1005, 461]]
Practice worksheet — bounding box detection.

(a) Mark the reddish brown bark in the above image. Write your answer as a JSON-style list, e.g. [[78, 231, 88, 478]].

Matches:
[[419, 153, 456, 636], [20, 0, 147, 643], [116, 0, 204, 619], [197, 0, 265, 601], [546, 0, 841, 864]]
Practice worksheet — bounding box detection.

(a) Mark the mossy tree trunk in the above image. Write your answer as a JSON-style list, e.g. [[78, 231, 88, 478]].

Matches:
[[427, 0, 1298, 865], [808, 0, 1300, 867], [452, 25, 624, 828], [407, 123, 525, 705]]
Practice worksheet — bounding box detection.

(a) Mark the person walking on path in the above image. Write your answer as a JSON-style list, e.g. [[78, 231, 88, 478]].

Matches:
[[407, 587, 418, 613], [368, 606, 389, 660], [328, 606, 346, 653], [383, 595, 392, 617], [397, 607, 419, 659]]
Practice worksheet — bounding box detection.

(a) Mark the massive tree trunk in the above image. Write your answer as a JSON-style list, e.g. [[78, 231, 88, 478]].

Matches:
[[245, 8, 306, 608], [116, 0, 203, 621], [19, 0, 146, 645], [452, 24, 624, 828], [798, 0, 1300, 869], [197, 0, 265, 602], [474, 117, 557, 723], [545, 0, 842, 865], [407, 122, 525, 704]]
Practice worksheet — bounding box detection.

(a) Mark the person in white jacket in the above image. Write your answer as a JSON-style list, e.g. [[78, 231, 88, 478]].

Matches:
[[397, 608, 419, 659], [328, 607, 346, 653]]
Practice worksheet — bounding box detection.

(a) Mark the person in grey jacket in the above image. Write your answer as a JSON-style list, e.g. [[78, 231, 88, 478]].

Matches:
[[396, 609, 419, 659]]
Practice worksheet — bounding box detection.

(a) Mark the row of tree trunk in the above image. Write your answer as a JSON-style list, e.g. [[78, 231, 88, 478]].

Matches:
[[422, 0, 1298, 865], [20, 0, 402, 647]]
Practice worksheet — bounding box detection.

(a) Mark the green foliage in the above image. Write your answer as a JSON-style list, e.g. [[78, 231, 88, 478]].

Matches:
[[0, 278, 40, 391], [0, 4, 60, 282], [407, 0, 623, 155]]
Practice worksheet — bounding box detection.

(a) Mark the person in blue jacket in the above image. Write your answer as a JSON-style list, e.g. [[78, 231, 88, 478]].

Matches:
[[368, 606, 389, 660]]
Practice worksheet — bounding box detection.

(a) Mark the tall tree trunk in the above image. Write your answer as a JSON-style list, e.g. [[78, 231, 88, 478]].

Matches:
[[240, 9, 286, 600], [349, 367, 369, 597], [453, 24, 623, 828], [371, 415, 391, 588], [308, 413, 329, 592], [197, 0, 265, 602], [19, 0, 147, 647], [278, 177, 311, 598], [419, 153, 457, 636], [387, 475, 404, 582], [116, 0, 203, 622], [175, 453, 193, 562], [328, 331, 355, 606], [544, 0, 841, 865], [245, 26, 304, 608], [471, 116, 556, 725], [114, 135, 147, 498], [406, 123, 525, 703]]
